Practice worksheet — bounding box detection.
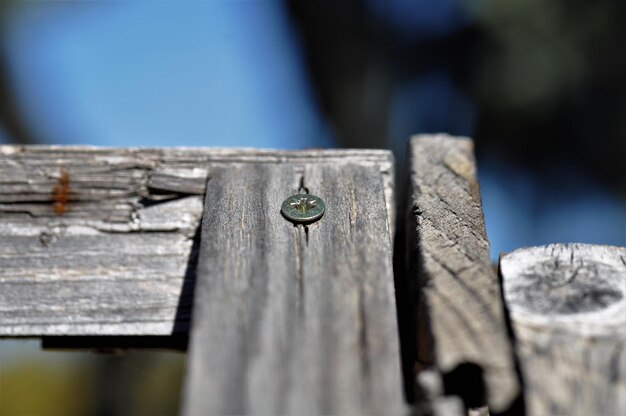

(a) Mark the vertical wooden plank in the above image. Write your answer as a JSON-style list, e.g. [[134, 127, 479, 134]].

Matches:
[[501, 243, 626, 416], [183, 162, 406, 415], [405, 134, 520, 412]]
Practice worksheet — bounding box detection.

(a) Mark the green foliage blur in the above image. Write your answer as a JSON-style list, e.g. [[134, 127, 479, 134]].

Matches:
[[1, 342, 185, 416]]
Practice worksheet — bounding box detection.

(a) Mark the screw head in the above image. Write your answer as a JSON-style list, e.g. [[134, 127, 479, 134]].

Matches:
[[281, 193, 325, 223]]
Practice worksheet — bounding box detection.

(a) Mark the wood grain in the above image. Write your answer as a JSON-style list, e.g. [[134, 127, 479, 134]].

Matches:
[[182, 163, 406, 415], [404, 134, 520, 412], [501, 243, 626, 416], [0, 146, 394, 336]]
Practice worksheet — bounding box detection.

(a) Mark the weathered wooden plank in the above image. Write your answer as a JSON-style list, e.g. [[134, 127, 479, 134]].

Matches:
[[0, 146, 394, 225], [501, 243, 626, 416], [0, 199, 202, 336], [404, 134, 520, 412], [182, 163, 406, 415], [0, 146, 394, 336]]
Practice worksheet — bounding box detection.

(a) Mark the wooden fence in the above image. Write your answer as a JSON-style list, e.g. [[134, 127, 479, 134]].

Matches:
[[0, 135, 624, 415]]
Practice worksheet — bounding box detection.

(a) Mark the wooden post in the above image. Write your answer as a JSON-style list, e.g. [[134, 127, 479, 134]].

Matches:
[[404, 135, 520, 413], [500, 243, 626, 416]]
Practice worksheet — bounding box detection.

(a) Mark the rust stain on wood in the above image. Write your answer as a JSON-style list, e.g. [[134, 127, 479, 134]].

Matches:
[[53, 170, 70, 215]]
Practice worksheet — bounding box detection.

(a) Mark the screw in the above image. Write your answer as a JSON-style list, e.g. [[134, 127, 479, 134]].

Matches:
[[281, 193, 325, 223]]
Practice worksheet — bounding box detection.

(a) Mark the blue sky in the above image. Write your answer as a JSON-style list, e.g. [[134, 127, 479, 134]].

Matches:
[[3, 1, 334, 148]]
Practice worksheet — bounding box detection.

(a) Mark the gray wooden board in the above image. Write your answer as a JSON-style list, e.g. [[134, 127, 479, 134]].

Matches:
[[0, 146, 394, 336], [405, 134, 520, 412], [182, 163, 406, 415], [501, 243, 626, 416]]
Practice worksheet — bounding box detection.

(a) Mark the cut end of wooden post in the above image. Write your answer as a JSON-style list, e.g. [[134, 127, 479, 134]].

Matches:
[[502, 243, 626, 335]]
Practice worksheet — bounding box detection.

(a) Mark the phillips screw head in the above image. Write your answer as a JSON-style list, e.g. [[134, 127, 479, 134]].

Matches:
[[281, 193, 325, 224]]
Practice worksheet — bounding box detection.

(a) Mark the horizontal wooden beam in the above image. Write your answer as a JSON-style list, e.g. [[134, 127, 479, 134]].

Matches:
[[0, 146, 394, 336]]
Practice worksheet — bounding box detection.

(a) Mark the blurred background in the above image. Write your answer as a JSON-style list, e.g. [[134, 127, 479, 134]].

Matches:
[[0, 1, 624, 415]]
